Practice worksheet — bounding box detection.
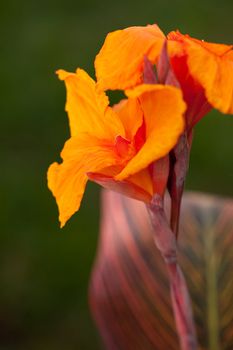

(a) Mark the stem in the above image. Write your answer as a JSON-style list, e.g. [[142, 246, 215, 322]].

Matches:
[[148, 195, 198, 350], [169, 133, 191, 238], [170, 180, 184, 238]]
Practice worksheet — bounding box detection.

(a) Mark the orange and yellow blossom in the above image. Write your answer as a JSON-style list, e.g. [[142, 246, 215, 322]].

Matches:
[[95, 25, 233, 128], [47, 68, 185, 227]]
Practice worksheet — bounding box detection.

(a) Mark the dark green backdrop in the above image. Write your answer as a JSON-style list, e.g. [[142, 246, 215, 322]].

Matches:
[[1, 0, 233, 349]]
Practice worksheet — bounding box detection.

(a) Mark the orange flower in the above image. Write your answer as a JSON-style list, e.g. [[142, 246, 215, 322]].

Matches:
[[95, 25, 233, 127], [168, 31, 233, 127], [48, 69, 185, 227], [95, 25, 165, 90]]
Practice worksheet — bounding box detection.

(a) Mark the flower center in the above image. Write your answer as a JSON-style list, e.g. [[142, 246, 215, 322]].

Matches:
[[114, 119, 146, 163], [114, 135, 135, 160]]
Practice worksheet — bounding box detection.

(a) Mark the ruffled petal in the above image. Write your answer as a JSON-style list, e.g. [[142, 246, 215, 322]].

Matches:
[[48, 134, 118, 227], [186, 43, 233, 114], [57, 68, 125, 138], [95, 24, 165, 91], [48, 162, 88, 228], [168, 31, 233, 114], [116, 85, 186, 179]]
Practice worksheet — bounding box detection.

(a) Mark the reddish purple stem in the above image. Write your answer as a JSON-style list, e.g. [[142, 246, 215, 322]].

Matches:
[[142, 42, 197, 349], [148, 194, 198, 350], [169, 133, 191, 238]]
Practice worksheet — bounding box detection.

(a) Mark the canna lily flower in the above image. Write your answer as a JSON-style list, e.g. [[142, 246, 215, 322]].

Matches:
[[47, 68, 185, 227], [95, 25, 233, 129]]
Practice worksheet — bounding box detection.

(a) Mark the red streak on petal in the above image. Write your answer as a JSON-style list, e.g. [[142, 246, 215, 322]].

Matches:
[[134, 119, 146, 152], [170, 54, 211, 129], [115, 135, 131, 158]]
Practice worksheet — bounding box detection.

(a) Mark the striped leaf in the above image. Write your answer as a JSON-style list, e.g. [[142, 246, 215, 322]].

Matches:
[[89, 190, 233, 350]]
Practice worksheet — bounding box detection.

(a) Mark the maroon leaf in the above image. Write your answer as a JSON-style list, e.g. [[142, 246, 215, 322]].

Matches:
[[89, 190, 233, 350]]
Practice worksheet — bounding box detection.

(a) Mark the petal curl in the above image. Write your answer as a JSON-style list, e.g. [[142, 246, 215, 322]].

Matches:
[[116, 85, 186, 179], [88, 168, 152, 203], [127, 168, 153, 197], [113, 98, 143, 140], [57, 68, 124, 138], [95, 25, 165, 91], [168, 32, 233, 114], [48, 134, 118, 227]]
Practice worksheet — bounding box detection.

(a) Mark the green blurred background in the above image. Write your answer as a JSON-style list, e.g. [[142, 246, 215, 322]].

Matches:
[[1, 0, 233, 349]]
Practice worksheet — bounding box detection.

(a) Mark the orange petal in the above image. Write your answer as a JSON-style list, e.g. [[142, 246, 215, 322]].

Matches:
[[87, 168, 152, 203], [113, 98, 143, 140], [116, 85, 186, 179], [95, 24, 165, 91], [127, 168, 153, 197], [168, 31, 232, 56], [168, 32, 233, 114], [48, 162, 88, 228], [57, 68, 124, 138], [47, 134, 118, 227]]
